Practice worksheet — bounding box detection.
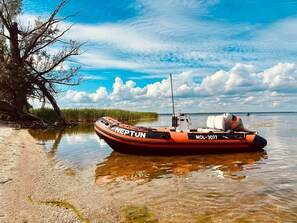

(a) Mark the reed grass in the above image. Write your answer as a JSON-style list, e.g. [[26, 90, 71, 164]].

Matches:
[[31, 108, 158, 124]]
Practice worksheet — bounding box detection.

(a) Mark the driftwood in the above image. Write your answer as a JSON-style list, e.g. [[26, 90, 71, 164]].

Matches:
[[0, 101, 50, 128]]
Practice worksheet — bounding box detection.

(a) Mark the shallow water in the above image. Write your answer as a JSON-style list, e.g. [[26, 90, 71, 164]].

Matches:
[[30, 113, 297, 222]]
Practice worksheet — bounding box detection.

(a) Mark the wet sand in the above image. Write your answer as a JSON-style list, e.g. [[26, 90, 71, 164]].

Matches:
[[0, 124, 124, 223]]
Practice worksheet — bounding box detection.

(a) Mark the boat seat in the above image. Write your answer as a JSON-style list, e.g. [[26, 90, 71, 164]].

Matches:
[[206, 115, 225, 131]]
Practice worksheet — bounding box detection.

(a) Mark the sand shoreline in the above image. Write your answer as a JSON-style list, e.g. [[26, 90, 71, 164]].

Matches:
[[0, 124, 124, 223]]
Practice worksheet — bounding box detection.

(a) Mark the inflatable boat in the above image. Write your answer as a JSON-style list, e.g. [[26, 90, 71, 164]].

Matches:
[[94, 113, 267, 155]]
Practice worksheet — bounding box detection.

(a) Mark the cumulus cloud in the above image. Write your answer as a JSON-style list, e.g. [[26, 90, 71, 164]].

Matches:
[[199, 64, 258, 95], [64, 87, 108, 103], [58, 63, 297, 112], [91, 87, 109, 101], [110, 78, 147, 100], [261, 63, 297, 91]]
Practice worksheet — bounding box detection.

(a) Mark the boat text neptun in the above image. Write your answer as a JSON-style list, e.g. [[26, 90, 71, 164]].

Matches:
[[94, 113, 267, 155]]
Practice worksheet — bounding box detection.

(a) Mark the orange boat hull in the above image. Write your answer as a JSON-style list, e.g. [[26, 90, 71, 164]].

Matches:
[[94, 117, 267, 155]]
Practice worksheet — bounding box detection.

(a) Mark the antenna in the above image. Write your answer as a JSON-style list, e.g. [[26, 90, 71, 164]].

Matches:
[[170, 73, 175, 117], [170, 73, 177, 127]]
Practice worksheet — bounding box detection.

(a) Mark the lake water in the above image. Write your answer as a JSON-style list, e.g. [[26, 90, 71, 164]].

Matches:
[[29, 113, 297, 222]]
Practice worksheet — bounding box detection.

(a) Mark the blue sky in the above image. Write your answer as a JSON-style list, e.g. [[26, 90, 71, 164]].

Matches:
[[22, 0, 297, 112]]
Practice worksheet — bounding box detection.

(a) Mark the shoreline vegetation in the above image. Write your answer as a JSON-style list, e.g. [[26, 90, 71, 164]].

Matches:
[[30, 108, 158, 124]]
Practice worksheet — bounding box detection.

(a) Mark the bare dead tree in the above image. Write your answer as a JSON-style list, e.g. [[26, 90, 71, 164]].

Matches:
[[0, 0, 83, 126]]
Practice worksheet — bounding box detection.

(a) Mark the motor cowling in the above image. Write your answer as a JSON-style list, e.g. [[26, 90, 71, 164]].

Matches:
[[223, 113, 249, 132]]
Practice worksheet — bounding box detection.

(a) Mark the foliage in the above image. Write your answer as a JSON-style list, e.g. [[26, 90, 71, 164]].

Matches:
[[30, 107, 59, 123], [0, 0, 82, 125], [31, 108, 158, 123]]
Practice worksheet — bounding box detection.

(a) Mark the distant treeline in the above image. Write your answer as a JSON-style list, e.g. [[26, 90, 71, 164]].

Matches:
[[31, 108, 158, 123]]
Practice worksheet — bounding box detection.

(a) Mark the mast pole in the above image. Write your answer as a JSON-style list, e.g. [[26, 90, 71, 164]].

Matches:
[[170, 73, 175, 117], [170, 73, 177, 127]]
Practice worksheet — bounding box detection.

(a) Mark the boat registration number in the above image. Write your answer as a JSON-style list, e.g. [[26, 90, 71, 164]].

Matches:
[[194, 134, 218, 140]]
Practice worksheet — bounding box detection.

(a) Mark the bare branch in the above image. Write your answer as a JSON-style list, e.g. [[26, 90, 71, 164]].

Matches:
[[21, 0, 76, 59], [0, 32, 10, 39], [1, 0, 84, 124], [24, 23, 75, 59], [33, 42, 83, 77], [0, 1, 13, 28], [0, 6, 10, 29]]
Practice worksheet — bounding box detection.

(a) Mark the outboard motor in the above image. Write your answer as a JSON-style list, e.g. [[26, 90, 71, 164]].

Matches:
[[223, 113, 249, 132]]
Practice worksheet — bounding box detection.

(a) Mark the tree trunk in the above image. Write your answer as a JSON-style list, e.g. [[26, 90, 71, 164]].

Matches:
[[0, 101, 19, 117], [14, 88, 28, 113], [34, 80, 67, 126], [0, 100, 50, 127], [9, 22, 27, 113], [9, 22, 21, 65]]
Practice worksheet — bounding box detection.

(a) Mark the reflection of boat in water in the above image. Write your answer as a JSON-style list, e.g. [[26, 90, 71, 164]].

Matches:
[[94, 113, 267, 155], [96, 151, 267, 184]]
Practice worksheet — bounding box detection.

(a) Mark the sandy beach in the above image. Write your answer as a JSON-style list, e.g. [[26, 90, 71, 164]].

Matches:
[[0, 124, 125, 223]]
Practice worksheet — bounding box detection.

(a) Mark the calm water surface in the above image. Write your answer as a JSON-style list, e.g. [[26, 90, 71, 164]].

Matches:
[[30, 113, 297, 222]]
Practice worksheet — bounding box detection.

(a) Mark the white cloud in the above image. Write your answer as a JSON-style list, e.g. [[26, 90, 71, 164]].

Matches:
[[20, 1, 297, 114], [20, 0, 297, 77], [244, 96, 254, 102], [77, 52, 141, 70], [64, 87, 108, 103], [261, 63, 297, 90], [199, 64, 261, 95], [16, 8, 255, 73], [19, 6, 297, 77], [254, 17, 297, 48], [146, 79, 169, 98], [57, 63, 297, 112], [82, 75, 107, 81], [90, 87, 109, 101], [66, 23, 170, 52], [110, 77, 139, 100]]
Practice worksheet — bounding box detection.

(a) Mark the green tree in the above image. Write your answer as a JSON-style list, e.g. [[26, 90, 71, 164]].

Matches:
[[0, 0, 82, 125]]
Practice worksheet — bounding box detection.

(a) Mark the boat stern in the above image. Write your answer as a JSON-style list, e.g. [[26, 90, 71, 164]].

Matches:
[[251, 134, 267, 150]]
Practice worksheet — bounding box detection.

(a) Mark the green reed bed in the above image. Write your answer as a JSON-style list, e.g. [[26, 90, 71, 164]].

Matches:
[[31, 108, 158, 124]]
